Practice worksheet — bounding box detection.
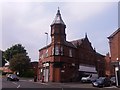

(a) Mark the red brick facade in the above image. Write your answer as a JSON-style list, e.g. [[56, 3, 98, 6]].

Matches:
[[30, 62, 38, 76], [108, 28, 120, 61], [106, 28, 120, 76], [38, 9, 105, 82], [105, 53, 111, 76]]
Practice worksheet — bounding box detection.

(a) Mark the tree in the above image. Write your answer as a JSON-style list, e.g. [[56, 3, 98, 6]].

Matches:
[[2, 52, 7, 67], [4, 44, 27, 61], [9, 53, 30, 76], [0, 50, 7, 67], [3, 44, 30, 76]]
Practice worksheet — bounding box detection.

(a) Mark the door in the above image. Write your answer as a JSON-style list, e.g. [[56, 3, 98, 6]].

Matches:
[[54, 68, 60, 82], [43, 68, 49, 82]]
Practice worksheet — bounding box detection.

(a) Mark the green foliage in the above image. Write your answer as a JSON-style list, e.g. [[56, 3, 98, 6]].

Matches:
[[0, 50, 7, 67], [3, 44, 31, 76], [22, 69, 34, 78], [0, 70, 2, 73], [2, 52, 7, 67], [4, 44, 27, 61], [9, 53, 30, 75]]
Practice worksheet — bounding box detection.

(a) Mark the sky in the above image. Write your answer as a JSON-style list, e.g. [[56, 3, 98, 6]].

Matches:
[[0, 0, 119, 61]]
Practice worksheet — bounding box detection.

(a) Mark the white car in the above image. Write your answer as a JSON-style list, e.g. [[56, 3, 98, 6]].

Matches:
[[81, 74, 98, 83]]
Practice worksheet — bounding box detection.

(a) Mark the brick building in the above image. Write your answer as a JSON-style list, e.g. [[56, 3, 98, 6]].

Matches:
[[106, 28, 120, 76], [38, 9, 105, 82], [30, 61, 38, 77]]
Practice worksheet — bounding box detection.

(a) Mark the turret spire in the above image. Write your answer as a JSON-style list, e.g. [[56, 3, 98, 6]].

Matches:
[[51, 8, 65, 26], [85, 33, 88, 38]]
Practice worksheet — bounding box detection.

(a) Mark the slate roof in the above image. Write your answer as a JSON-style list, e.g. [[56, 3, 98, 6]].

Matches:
[[39, 44, 51, 51], [64, 41, 76, 48], [70, 38, 85, 47], [51, 9, 65, 26]]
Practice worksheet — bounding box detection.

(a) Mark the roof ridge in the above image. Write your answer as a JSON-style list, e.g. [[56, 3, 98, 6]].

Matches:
[[108, 28, 120, 38]]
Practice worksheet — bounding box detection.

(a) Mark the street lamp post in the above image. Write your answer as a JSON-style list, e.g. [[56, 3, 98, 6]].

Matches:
[[45, 32, 48, 48], [44, 32, 48, 82], [117, 58, 120, 87]]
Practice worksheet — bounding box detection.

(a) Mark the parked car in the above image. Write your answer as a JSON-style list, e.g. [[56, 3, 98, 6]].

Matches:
[[7, 74, 19, 81], [92, 77, 111, 88], [110, 77, 116, 85], [81, 74, 98, 83]]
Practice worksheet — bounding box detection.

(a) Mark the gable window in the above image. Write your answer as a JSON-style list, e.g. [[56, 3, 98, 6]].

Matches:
[[55, 45, 59, 55], [69, 49, 72, 57]]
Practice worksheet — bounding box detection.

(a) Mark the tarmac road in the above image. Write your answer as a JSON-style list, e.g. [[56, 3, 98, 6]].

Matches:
[[1, 76, 120, 90]]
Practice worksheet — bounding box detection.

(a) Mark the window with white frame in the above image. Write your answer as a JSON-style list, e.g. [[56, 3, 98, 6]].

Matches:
[[61, 46, 63, 55], [52, 47, 54, 55], [46, 49, 48, 57], [55, 45, 59, 55], [69, 49, 72, 57]]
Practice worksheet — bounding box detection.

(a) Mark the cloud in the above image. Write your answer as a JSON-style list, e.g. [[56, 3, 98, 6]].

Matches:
[[2, 2, 118, 61], [63, 2, 113, 23], [2, 2, 52, 59], [1, 0, 120, 2]]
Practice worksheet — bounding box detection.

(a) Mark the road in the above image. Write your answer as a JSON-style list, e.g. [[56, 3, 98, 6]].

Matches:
[[2, 77, 56, 88], [1, 76, 119, 90]]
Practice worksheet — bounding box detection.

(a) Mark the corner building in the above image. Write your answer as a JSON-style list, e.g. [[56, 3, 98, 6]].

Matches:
[[38, 9, 105, 82], [106, 28, 120, 76]]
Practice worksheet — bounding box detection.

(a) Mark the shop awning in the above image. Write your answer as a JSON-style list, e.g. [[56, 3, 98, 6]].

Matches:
[[79, 65, 97, 73]]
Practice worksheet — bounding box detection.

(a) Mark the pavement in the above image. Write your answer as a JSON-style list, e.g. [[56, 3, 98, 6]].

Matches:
[[34, 81, 119, 88]]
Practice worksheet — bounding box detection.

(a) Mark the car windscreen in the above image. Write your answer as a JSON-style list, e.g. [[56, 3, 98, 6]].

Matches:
[[11, 75, 17, 78], [96, 78, 104, 83]]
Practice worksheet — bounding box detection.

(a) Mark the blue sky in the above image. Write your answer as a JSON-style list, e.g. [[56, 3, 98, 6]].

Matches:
[[1, 1, 119, 61]]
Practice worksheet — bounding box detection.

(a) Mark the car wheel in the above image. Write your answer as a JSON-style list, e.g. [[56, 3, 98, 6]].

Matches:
[[7, 78, 9, 81], [99, 85, 104, 88]]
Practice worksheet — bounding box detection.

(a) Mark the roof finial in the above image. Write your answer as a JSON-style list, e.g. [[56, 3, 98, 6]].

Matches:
[[51, 7, 65, 26], [57, 7, 60, 15], [85, 33, 87, 38], [58, 7, 60, 10]]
